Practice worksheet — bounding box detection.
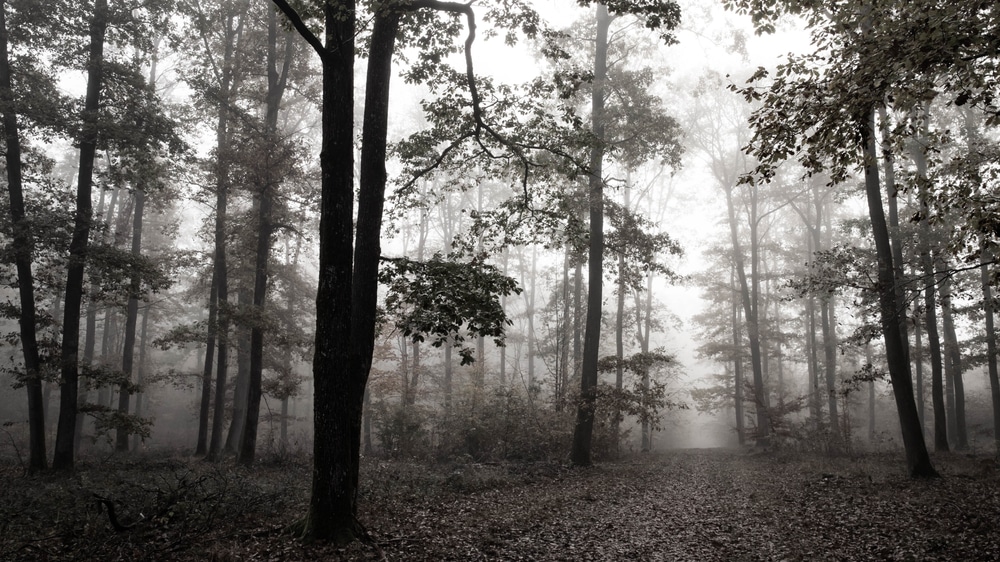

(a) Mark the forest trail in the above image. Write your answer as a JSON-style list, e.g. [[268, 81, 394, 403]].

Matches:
[[3, 448, 999, 561]]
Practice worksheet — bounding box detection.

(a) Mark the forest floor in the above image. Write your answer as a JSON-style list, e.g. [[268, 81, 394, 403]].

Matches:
[[1, 447, 999, 561]]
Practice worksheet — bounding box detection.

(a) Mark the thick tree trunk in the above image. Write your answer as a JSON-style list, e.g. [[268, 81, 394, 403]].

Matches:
[[0, 3, 46, 471], [53, 0, 108, 470], [861, 110, 936, 477]]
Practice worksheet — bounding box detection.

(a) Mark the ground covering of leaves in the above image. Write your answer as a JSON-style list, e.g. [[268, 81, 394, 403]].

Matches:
[[1, 448, 998, 561]]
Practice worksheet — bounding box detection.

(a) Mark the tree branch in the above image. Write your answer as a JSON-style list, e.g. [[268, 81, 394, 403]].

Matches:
[[270, 0, 327, 61]]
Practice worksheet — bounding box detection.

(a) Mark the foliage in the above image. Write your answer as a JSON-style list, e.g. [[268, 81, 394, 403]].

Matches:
[[380, 252, 521, 365]]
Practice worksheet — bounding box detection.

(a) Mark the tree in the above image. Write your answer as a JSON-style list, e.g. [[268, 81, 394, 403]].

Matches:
[[0, 0, 47, 472], [52, 0, 108, 470]]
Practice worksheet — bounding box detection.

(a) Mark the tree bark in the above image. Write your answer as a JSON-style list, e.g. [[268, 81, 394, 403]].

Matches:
[[53, 0, 108, 470], [938, 275, 968, 449], [0, 1, 46, 472], [116, 187, 145, 452], [981, 248, 1000, 454], [861, 109, 936, 477], [571, 3, 609, 467], [240, 5, 294, 466], [912, 123, 948, 453]]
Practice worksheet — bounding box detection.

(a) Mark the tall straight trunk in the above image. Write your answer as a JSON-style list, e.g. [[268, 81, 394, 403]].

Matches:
[[807, 296, 820, 429], [732, 268, 745, 445], [981, 249, 1000, 453], [773, 296, 784, 407], [116, 187, 145, 452], [77, 185, 109, 454], [571, 3, 609, 467], [912, 124, 948, 452], [527, 246, 537, 388], [880, 106, 911, 365], [867, 344, 876, 441], [613, 251, 626, 454], [0, 3, 46, 471], [724, 183, 770, 444], [819, 297, 838, 436], [938, 275, 968, 449], [913, 292, 925, 433], [860, 109, 936, 477], [635, 270, 653, 450], [130, 303, 150, 451], [206, 8, 245, 462], [573, 260, 583, 380], [95, 186, 119, 410], [555, 248, 570, 410], [53, 0, 108, 470], [226, 321, 249, 452], [499, 248, 508, 386], [196, 266, 217, 455], [240, 7, 294, 465]]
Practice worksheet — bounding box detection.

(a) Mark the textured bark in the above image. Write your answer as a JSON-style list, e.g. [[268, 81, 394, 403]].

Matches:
[[571, 3, 609, 467], [0, 2, 46, 472], [53, 0, 108, 470], [861, 110, 936, 477]]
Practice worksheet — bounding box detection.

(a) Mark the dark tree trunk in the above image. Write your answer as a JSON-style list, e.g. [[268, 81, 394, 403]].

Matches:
[[938, 276, 968, 449], [206, 8, 244, 462], [981, 249, 1000, 453], [131, 303, 150, 451], [53, 0, 108, 470], [0, 2, 46, 472], [116, 188, 145, 452], [195, 267, 217, 455], [240, 6, 294, 466], [571, 3, 609, 467], [861, 109, 936, 477], [912, 128, 948, 453]]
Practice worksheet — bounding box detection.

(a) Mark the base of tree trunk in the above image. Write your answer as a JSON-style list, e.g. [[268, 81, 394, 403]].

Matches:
[[287, 510, 362, 545]]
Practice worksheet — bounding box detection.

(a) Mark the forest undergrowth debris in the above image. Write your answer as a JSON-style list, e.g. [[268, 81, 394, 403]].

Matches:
[[1, 448, 998, 561]]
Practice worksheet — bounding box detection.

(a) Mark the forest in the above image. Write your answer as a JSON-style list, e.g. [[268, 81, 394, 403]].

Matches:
[[1, 0, 999, 560]]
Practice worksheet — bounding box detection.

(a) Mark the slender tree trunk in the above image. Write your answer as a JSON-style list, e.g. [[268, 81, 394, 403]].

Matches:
[[913, 294, 925, 433], [912, 123, 948, 453], [0, 3, 46, 471], [571, 3, 609, 467], [116, 188, 145, 452], [861, 109, 936, 477], [206, 8, 244, 462], [733, 267, 745, 445], [53, 0, 108, 470], [980, 248, 1000, 454], [131, 303, 150, 451], [724, 183, 770, 444], [613, 251, 626, 455], [939, 275, 968, 449], [196, 267, 217, 455], [527, 246, 537, 388], [867, 343, 876, 442], [240, 7, 294, 466]]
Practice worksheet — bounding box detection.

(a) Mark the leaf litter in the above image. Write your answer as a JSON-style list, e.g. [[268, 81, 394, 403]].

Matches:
[[2, 448, 999, 560]]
